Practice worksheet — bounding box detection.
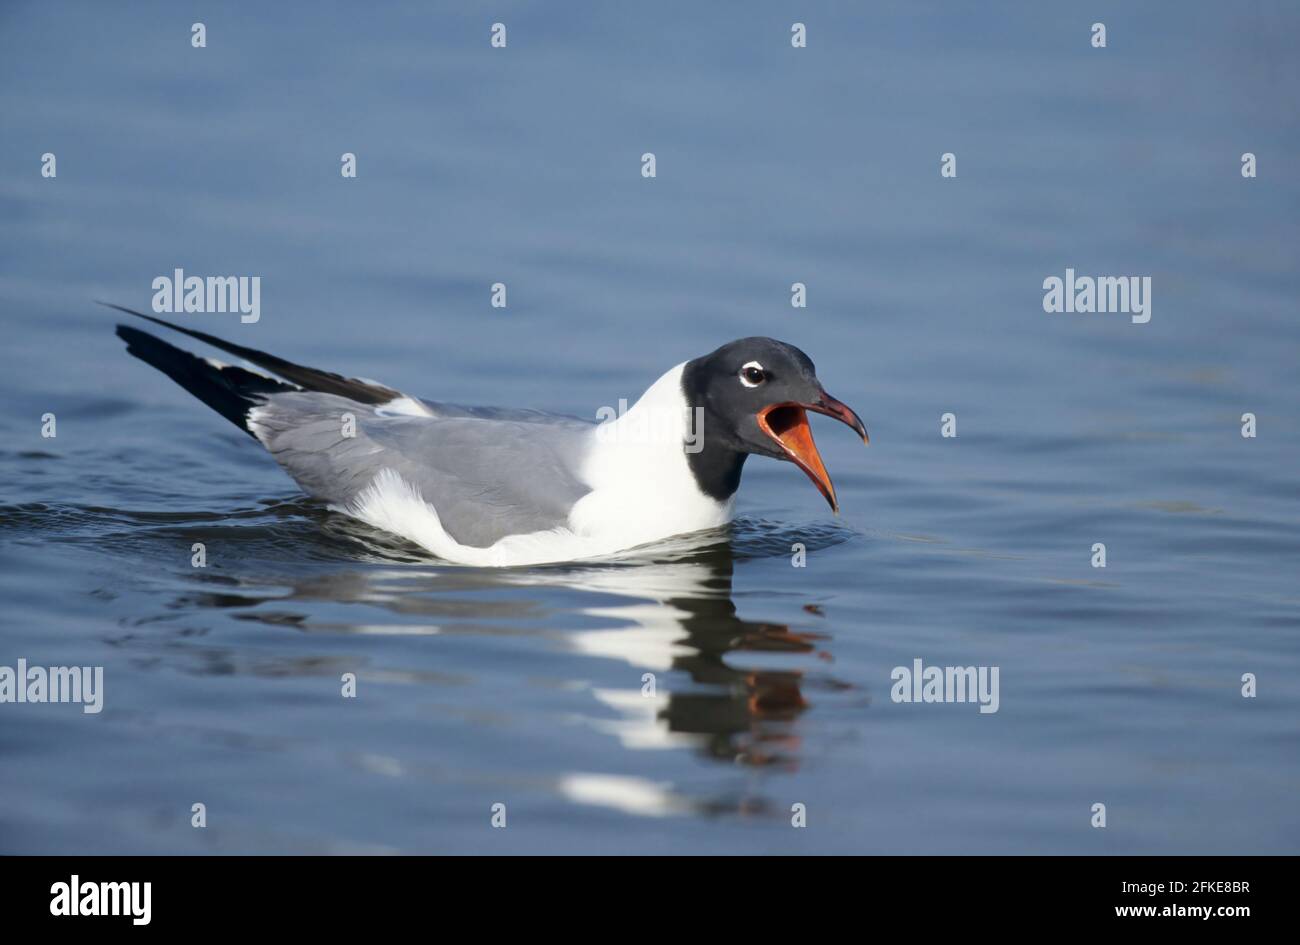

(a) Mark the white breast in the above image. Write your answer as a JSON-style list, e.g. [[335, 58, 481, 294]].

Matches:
[[568, 363, 733, 546]]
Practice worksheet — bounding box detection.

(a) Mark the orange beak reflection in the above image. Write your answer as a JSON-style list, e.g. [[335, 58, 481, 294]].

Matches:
[[756, 396, 868, 513]]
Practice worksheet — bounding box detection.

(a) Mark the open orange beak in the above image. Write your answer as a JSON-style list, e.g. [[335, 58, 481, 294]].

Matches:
[[756, 394, 868, 513]]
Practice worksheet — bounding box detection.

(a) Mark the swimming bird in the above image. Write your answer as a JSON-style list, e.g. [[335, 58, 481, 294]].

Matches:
[[106, 304, 867, 566]]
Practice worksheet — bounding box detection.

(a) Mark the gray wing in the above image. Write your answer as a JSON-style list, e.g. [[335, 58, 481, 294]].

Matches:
[[248, 392, 596, 548]]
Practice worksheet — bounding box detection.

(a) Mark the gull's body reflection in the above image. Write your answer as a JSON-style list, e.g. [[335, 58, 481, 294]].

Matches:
[[551, 541, 827, 768], [170, 519, 845, 817]]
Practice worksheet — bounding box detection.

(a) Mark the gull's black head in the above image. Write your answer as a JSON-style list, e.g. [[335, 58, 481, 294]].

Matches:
[[681, 337, 868, 511]]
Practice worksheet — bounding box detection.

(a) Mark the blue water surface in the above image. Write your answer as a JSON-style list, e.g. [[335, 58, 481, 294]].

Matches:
[[1, 1, 1297, 853]]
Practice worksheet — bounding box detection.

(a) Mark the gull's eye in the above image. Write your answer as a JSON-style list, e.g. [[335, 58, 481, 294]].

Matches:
[[739, 361, 766, 388]]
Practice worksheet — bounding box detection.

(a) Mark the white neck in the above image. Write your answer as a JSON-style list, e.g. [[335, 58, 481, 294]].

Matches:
[[568, 363, 732, 545]]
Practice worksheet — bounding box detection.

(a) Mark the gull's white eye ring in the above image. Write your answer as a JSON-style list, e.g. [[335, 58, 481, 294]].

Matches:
[[739, 361, 766, 387]]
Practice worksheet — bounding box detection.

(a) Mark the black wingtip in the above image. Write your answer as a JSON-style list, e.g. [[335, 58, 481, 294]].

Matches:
[[100, 299, 401, 405], [114, 322, 289, 436]]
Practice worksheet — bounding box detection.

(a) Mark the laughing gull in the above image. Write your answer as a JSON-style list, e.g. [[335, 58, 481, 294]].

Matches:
[[106, 304, 867, 566]]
